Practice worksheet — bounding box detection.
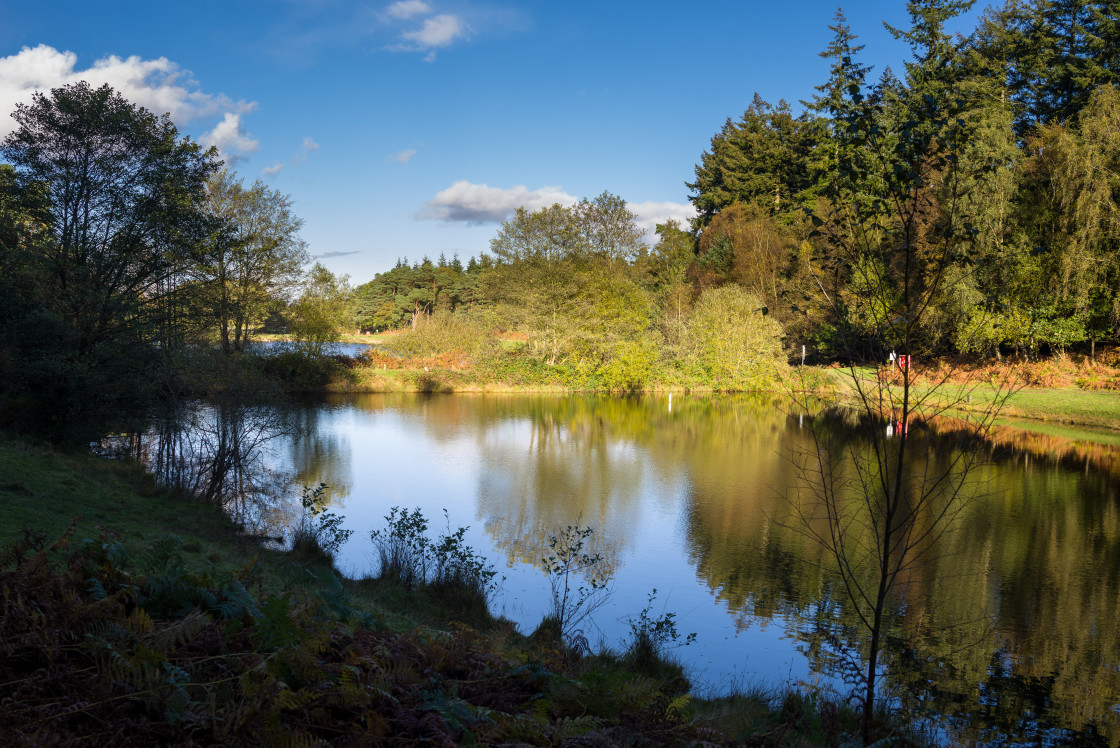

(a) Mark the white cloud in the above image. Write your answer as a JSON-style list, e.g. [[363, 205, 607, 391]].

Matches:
[[421, 181, 696, 238], [0, 44, 255, 143], [201, 112, 260, 163], [421, 181, 578, 223], [294, 136, 319, 165], [629, 201, 698, 238], [260, 136, 319, 178], [402, 14, 469, 49], [390, 148, 417, 163], [386, 0, 432, 20]]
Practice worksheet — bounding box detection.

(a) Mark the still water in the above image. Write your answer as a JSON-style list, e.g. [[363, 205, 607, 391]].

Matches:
[[138, 393, 1120, 745]]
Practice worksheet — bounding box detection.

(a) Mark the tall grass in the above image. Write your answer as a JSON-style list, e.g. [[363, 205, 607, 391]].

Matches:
[[384, 311, 497, 361]]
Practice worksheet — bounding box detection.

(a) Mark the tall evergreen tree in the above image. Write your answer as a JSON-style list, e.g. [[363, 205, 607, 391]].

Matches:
[[806, 8, 875, 198], [688, 95, 818, 227]]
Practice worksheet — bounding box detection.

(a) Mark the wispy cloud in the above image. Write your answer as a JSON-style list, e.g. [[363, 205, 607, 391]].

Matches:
[[295, 136, 319, 164], [379, 2, 472, 61], [390, 148, 417, 163], [402, 14, 469, 49], [0, 44, 256, 158], [318, 250, 362, 258], [261, 136, 320, 178], [386, 0, 431, 20], [235, 2, 530, 67]]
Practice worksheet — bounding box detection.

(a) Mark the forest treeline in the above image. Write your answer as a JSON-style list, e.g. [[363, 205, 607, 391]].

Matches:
[[356, 0, 1120, 372]]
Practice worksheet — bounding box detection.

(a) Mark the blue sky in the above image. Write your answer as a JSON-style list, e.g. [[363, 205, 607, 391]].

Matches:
[[0, 1, 984, 283]]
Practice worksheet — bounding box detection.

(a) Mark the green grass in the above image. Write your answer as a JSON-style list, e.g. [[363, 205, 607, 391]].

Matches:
[[0, 437, 495, 631], [831, 367, 1120, 433], [996, 386, 1120, 430], [0, 438, 235, 562]]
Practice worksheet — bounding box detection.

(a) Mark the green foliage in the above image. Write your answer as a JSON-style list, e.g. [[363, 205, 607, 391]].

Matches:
[[541, 524, 612, 646], [370, 506, 432, 589], [198, 169, 309, 354], [384, 309, 496, 360], [353, 254, 478, 331], [0, 82, 218, 442], [288, 263, 352, 357], [687, 94, 820, 227], [291, 483, 353, 563], [369, 507, 500, 610], [684, 285, 788, 388], [255, 349, 347, 390], [622, 589, 696, 681]]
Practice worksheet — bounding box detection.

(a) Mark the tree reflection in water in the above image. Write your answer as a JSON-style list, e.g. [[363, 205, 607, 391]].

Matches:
[[96, 393, 1120, 744], [682, 408, 1120, 745], [103, 399, 295, 536]]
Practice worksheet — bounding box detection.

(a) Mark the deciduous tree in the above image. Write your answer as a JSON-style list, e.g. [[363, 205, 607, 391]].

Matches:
[[0, 82, 218, 440]]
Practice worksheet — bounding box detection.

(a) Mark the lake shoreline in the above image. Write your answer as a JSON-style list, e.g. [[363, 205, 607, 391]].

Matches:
[[295, 345, 1120, 435], [0, 435, 900, 746]]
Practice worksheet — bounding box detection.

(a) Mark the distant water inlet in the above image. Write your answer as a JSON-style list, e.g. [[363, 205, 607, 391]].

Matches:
[[127, 393, 1120, 745]]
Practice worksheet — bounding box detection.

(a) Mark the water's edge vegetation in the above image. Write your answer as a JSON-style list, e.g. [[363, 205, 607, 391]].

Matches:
[[0, 435, 913, 746], [5, 0, 1120, 740]]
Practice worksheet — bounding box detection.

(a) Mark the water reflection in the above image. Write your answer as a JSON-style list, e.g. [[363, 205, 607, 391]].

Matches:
[[287, 403, 352, 509], [109, 399, 356, 539], [145, 400, 294, 533], [139, 393, 1120, 744]]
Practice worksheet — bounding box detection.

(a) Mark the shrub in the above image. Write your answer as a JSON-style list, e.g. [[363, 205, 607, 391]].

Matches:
[[541, 525, 612, 646], [384, 311, 496, 361], [369, 507, 500, 609], [622, 589, 695, 683], [256, 350, 346, 390], [681, 286, 787, 389], [290, 483, 353, 565]]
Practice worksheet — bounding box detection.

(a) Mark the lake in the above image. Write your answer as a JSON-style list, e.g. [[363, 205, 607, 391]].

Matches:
[[134, 392, 1120, 745]]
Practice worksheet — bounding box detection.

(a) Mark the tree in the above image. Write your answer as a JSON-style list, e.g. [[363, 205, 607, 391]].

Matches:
[[792, 11, 1016, 739], [2, 82, 217, 354], [198, 170, 309, 352], [972, 0, 1115, 135], [685, 285, 786, 388], [0, 82, 218, 441], [805, 8, 875, 198], [483, 193, 646, 366], [644, 221, 696, 351], [289, 263, 352, 357], [688, 95, 819, 228], [1019, 84, 1120, 353]]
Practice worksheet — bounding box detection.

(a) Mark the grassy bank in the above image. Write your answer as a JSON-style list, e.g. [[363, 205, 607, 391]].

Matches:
[[832, 360, 1120, 433], [0, 437, 913, 746]]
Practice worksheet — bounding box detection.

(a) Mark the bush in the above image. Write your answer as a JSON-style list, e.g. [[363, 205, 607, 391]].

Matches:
[[595, 338, 659, 392], [384, 311, 496, 361], [256, 350, 347, 390], [369, 507, 500, 611], [681, 286, 788, 389], [290, 483, 353, 565], [542, 525, 612, 646], [622, 589, 695, 683]]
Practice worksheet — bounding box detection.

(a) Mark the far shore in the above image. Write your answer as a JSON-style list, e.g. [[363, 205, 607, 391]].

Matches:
[[249, 334, 1120, 436]]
